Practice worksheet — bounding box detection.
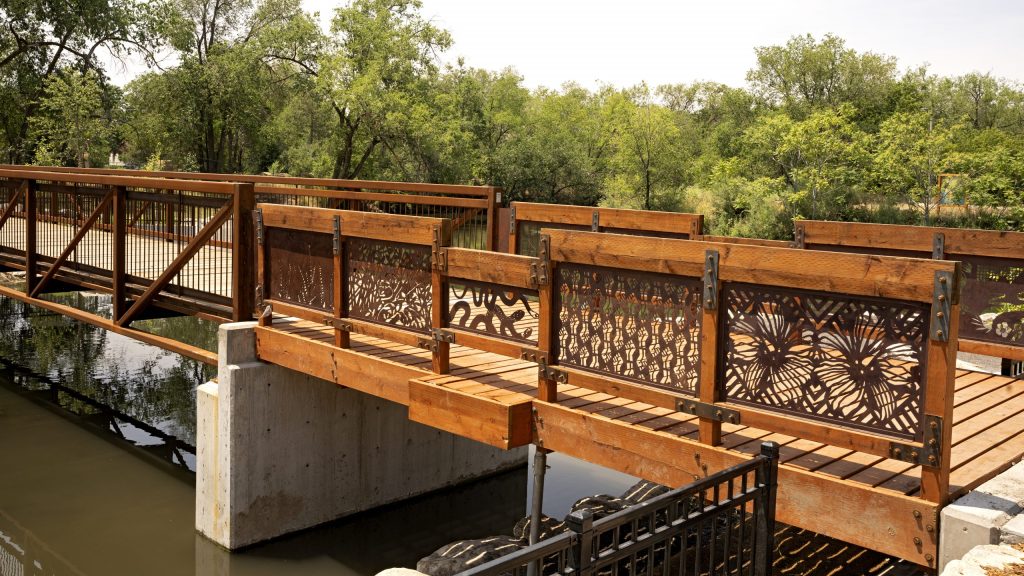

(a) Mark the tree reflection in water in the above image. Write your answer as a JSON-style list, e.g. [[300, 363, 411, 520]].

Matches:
[[0, 289, 218, 470]]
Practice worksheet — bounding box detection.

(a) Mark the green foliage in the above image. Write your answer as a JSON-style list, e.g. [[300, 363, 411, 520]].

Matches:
[[29, 69, 108, 166], [4, 8, 1023, 236]]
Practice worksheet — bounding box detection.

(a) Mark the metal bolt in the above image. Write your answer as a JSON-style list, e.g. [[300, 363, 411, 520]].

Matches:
[[938, 294, 946, 302], [928, 439, 937, 446], [715, 410, 723, 419], [939, 276, 947, 284], [913, 537, 922, 546], [936, 312, 944, 319], [928, 455, 937, 464], [926, 524, 934, 533], [936, 330, 944, 338], [930, 420, 938, 430], [925, 554, 934, 563], [893, 448, 903, 458], [911, 450, 920, 460], [913, 510, 922, 519]]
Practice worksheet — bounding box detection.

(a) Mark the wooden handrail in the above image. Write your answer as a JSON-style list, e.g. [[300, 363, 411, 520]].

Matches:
[[0, 164, 493, 198]]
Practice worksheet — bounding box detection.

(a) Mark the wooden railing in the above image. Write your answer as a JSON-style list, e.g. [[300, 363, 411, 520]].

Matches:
[[794, 220, 1024, 363], [0, 169, 253, 363], [259, 205, 962, 505], [0, 165, 501, 251], [508, 202, 703, 256]]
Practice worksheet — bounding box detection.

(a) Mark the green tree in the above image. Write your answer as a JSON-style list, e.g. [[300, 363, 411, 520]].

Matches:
[[743, 105, 869, 219], [747, 34, 898, 127], [873, 111, 959, 224], [29, 69, 109, 166], [603, 83, 687, 210]]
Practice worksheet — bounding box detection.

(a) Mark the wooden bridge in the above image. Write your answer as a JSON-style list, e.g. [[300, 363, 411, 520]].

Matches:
[[2, 167, 1023, 570]]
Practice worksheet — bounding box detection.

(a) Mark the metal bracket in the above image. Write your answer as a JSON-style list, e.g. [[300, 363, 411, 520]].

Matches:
[[538, 358, 568, 383], [792, 224, 805, 249], [591, 210, 600, 232], [417, 337, 438, 352], [322, 316, 353, 332], [432, 226, 448, 273], [254, 209, 264, 246], [430, 328, 455, 343], [889, 415, 942, 467], [509, 205, 517, 236], [931, 271, 953, 341], [255, 284, 264, 307], [530, 235, 551, 287], [932, 233, 945, 260], [675, 398, 740, 424], [703, 250, 719, 311], [519, 349, 547, 363], [332, 216, 341, 256]]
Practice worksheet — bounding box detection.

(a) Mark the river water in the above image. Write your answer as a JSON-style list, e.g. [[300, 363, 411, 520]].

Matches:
[[0, 289, 640, 576]]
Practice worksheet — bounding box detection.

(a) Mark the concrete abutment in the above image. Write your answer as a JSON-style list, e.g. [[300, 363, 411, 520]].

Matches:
[[196, 321, 527, 549]]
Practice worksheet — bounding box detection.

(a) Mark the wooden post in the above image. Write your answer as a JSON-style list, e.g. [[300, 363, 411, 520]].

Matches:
[[111, 185, 127, 321], [485, 187, 501, 252], [920, 272, 960, 505], [23, 179, 37, 295], [232, 183, 256, 321], [698, 249, 722, 446], [431, 222, 450, 374], [537, 234, 556, 402], [333, 215, 350, 348]]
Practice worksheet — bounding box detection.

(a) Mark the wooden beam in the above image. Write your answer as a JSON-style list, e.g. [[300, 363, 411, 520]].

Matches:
[[532, 402, 939, 568], [545, 230, 957, 303], [30, 188, 113, 298], [408, 378, 532, 449], [0, 284, 216, 365], [254, 324, 424, 406], [117, 201, 232, 327]]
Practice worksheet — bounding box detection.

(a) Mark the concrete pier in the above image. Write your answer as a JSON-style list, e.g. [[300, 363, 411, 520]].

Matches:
[[196, 322, 527, 549]]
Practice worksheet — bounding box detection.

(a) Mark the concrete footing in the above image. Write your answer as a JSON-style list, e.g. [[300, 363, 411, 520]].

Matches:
[[939, 460, 1024, 573], [196, 322, 527, 550]]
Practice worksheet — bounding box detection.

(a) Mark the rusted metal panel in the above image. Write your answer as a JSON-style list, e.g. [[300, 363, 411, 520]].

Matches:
[[553, 262, 702, 396], [720, 282, 929, 441]]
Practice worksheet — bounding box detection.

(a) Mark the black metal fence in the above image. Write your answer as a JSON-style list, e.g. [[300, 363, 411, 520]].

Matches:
[[456, 442, 779, 576]]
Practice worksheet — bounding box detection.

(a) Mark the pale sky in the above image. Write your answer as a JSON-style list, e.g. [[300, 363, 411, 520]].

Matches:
[[110, 0, 1024, 88]]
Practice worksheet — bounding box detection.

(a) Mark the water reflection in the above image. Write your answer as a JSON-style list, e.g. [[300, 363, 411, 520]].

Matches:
[[0, 291, 215, 462]]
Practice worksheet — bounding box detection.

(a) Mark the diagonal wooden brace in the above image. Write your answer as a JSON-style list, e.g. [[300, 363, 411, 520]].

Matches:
[[116, 201, 232, 327], [30, 188, 114, 298], [0, 182, 26, 232]]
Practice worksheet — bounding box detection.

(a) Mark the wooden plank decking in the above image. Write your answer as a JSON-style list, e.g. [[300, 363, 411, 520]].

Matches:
[[255, 317, 1024, 567]]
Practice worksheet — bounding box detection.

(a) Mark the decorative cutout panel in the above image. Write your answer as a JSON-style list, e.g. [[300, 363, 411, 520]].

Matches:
[[265, 228, 333, 311], [447, 280, 539, 343], [554, 263, 702, 395], [958, 255, 1024, 348], [721, 284, 928, 439], [346, 238, 432, 333]]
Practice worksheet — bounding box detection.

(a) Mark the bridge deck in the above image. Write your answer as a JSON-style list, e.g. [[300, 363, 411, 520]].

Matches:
[[255, 316, 1024, 567]]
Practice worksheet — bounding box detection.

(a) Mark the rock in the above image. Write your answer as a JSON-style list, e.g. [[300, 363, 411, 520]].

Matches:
[[620, 480, 670, 504], [376, 569, 429, 576], [940, 544, 1024, 576], [416, 536, 524, 576], [511, 514, 567, 542], [569, 494, 628, 520]]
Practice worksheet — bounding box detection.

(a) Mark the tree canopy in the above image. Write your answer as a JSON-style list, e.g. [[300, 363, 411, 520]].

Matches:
[[3, 0, 1022, 236]]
